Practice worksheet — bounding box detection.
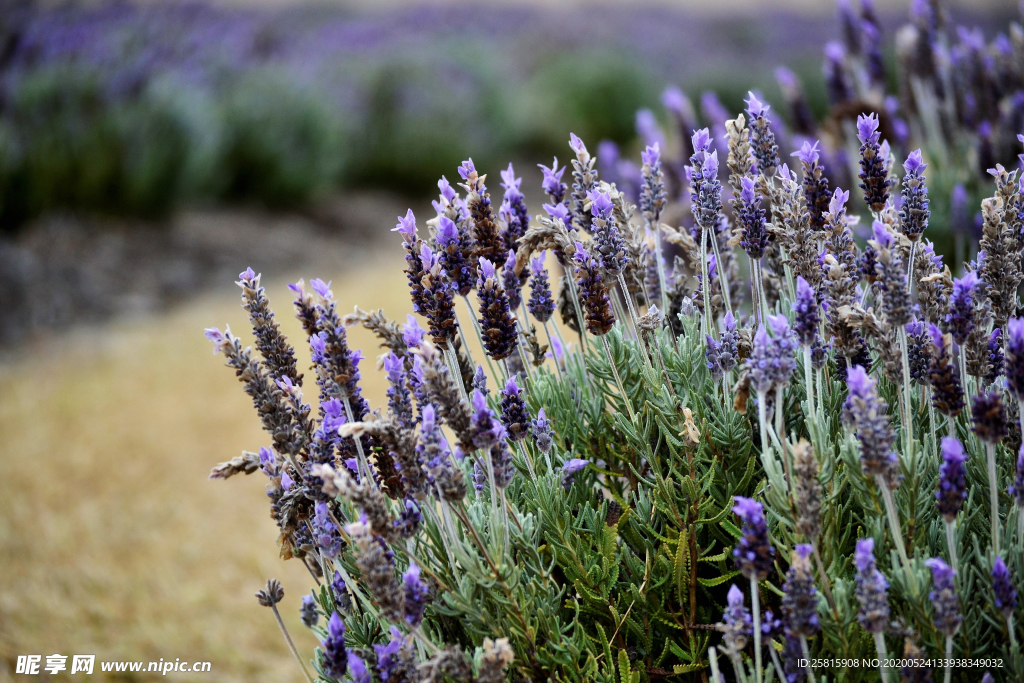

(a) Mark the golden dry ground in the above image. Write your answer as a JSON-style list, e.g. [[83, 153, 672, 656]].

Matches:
[[0, 247, 417, 682]]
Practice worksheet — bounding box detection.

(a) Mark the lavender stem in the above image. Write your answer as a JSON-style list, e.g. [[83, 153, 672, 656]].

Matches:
[[804, 346, 815, 415], [700, 226, 712, 338], [872, 631, 889, 683], [751, 576, 763, 683], [944, 519, 958, 574], [460, 295, 499, 384], [986, 442, 1001, 554], [602, 335, 637, 424], [943, 636, 953, 683], [875, 474, 911, 574], [899, 325, 914, 459], [707, 226, 733, 318], [799, 635, 816, 683], [653, 225, 670, 314], [270, 603, 315, 683]]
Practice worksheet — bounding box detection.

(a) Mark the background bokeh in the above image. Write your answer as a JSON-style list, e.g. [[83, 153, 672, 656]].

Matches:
[[0, 0, 1020, 680]]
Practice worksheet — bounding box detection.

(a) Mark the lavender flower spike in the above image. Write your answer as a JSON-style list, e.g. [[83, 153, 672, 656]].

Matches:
[[321, 612, 348, 679], [926, 557, 961, 638], [900, 149, 930, 241], [745, 91, 780, 175], [572, 240, 615, 336], [527, 253, 555, 324], [719, 584, 751, 656], [781, 544, 819, 638], [737, 175, 770, 259], [476, 256, 519, 360], [1011, 445, 1024, 508], [732, 496, 774, 581], [792, 276, 820, 347], [854, 538, 890, 634], [992, 556, 1018, 622], [843, 365, 900, 488], [500, 375, 530, 442], [936, 437, 968, 522], [856, 112, 890, 212], [561, 458, 589, 489], [402, 562, 430, 627], [947, 271, 981, 347], [972, 390, 1008, 445]]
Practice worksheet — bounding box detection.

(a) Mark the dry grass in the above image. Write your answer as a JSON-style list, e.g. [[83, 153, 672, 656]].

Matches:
[[0, 248, 414, 682]]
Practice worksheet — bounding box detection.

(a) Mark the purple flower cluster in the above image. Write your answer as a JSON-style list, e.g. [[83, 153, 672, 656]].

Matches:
[[843, 366, 900, 487], [732, 496, 774, 581], [854, 538, 889, 634], [500, 376, 531, 442], [781, 544, 819, 638], [476, 257, 519, 360], [856, 113, 890, 212], [899, 149, 930, 241], [720, 584, 751, 655], [936, 437, 969, 521], [572, 241, 616, 336], [926, 557, 961, 638], [745, 92, 780, 175], [527, 254, 556, 324]]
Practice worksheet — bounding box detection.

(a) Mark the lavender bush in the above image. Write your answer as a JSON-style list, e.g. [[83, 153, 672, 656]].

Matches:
[[204, 3, 1024, 682]]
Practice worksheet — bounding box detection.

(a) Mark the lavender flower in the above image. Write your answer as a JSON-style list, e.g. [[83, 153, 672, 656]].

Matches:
[[385, 353, 414, 430], [348, 655, 371, 683], [737, 175, 770, 259], [237, 268, 301, 386], [854, 538, 890, 634], [419, 244, 457, 346], [986, 328, 1004, 385], [374, 626, 418, 683], [947, 271, 983, 347], [973, 390, 1008, 444], [899, 149, 930, 241], [502, 250, 523, 311], [394, 210, 426, 313], [843, 365, 900, 487], [313, 501, 342, 558], [321, 612, 348, 679], [792, 140, 831, 233], [527, 253, 555, 324], [403, 562, 430, 627], [588, 190, 626, 276], [793, 440, 821, 541], [436, 216, 474, 297], [718, 312, 739, 374], [870, 221, 912, 327], [561, 458, 589, 489], [500, 376, 530, 442], [403, 315, 425, 349], [470, 389, 500, 450], [460, 159, 503, 266], [640, 143, 667, 227], [393, 498, 422, 540], [500, 163, 528, 254], [926, 557, 961, 637], [936, 437, 969, 521], [792, 276, 820, 347], [533, 408, 553, 454], [745, 326, 777, 395], [476, 257, 518, 360], [1006, 318, 1024, 400], [856, 113, 890, 212], [781, 544, 819, 637], [490, 434, 515, 489], [538, 158, 567, 205], [732, 496, 774, 581], [745, 92, 779, 176], [929, 325, 965, 418], [300, 594, 319, 628], [767, 314, 798, 388], [572, 241, 615, 336], [992, 555, 1018, 620], [568, 133, 599, 234], [347, 520, 403, 623], [720, 584, 752, 656], [691, 147, 723, 232]]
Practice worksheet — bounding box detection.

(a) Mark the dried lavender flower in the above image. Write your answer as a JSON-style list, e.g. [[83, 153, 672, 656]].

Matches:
[[300, 594, 319, 628], [732, 496, 774, 581], [256, 578, 285, 607], [782, 545, 820, 641], [419, 649, 472, 683], [854, 538, 890, 634], [857, 113, 891, 212], [926, 557, 961, 637]]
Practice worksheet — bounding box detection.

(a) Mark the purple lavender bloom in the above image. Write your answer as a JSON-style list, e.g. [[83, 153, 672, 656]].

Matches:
[[300, 594, 319, 628], [706, 335, 726, 381], [500, 163, 529, 253], [470, 389, 500, 450], [561, 458, 589, 489], [374, 626, 417, 682], [992, 556, 1018, 620], [691, 127, 712, 154], [718, 312, 739, 374], [856, 113, 890, 212], [768, 314, 798, 388], [476, 257, 518, 360], [502, 250, 523, 311], [393, 498, 422, 540], [929, 325, 965, 417], [313, 501, 342, 559], [640, 143, 667, 227], [861, 19, 885, 88], [792, 276, 821, 347], [844, 365, 900, 486], [348, 655, 371, 683], [732, 496, 774, 581], [1011, 446, 1024, 507], [947, 272, 982, 347], [403, 315, 426, 349], [871, 221, 913, 327], [527, 253, 555, 324], [588, 190, 627, 276], [419, 244, 457, 345], [538, 158, 567, 204], [533, 408, 553, 454], [1006, 318, 1024, 400], [721, 584, 752, 655], [385, 352, 414, 429], [792, 140, 831, 232], [936, 436, 969, 521], [331, 571, 351, 613], [573, 241, 615, 336], [899, 149, 930, 241], [782, 544, 819, 638], [472, 365, 489, 395], [926, 557, 962, 637], [854, 538, 890, 633], [745, 91, 780, 174], [986, 329, 1004, 384], [394, 210, 427, 314], [402, 562, 430, 627], [691, 148, 723, 232], [744, 326, 777, 395], [321, 612, 348, 679], [972, 390, 1008, 444], [737, 175, 769, 259], [490, 433, 515, 489], [500, 376, 530, 442], [436, 216, 474, 297], [636, 109, 665, 149]]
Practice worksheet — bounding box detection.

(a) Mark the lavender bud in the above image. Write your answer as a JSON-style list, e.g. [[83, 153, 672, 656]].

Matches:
[[300, 594, 319, 628], [935, 436, 969, 521], [500, 163, 529, 254], [928, 325, 965, 418], [691, 147, 723, 232], [538, 158, 568, 205], [854, 538, 890, 634], [402, 562, 430, 627], [314, 501, 342, 558], [972, 390, 1008, 444], [899, 150, 930, 241], [394, 210, 427, 314], [500, 376, 530, 442], [331, 571, 351, 613], [720, 584, 752, 656], [745, 92, 780, 176], [436, 216, 474, 297], [470, 390, 500, 450], [844, 366, 900, 487], [527, 253, 556, 323], [460, 159, 503, 266], [490, 433, 515, 489], [476, 257, 519, 360], [793, 440, 822, 541], [732, 496, 774, 581], [781, 544, 820, 637], [640, 143, 667, 227], [856, 113, 890, 212], [533, 408, 553, 454], [321, 612, 348, 679], [986, 328, 1004, 384], [870, 221, 913, 327], [588, 190, 627, 275], [992, 555, 1018, 620], [925, 557, 961, 638], [737, 175, 770, 259], [561, 458, 589, 489], [572, 241, 616, 336], [792, 276, 821, 347], [255, 578, 285, 607], [237, 268, 301, 386], [348, 655, 371, 683], [501, 250, 523, 311], [768, 314, 798, 388], [907, 321, 931, 383], [947, 272, 983, 347], [419, 244, 458, 346], [745, 326, 777, 395], [793, 140, 831, 232], [346, 520, 404, 623]]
